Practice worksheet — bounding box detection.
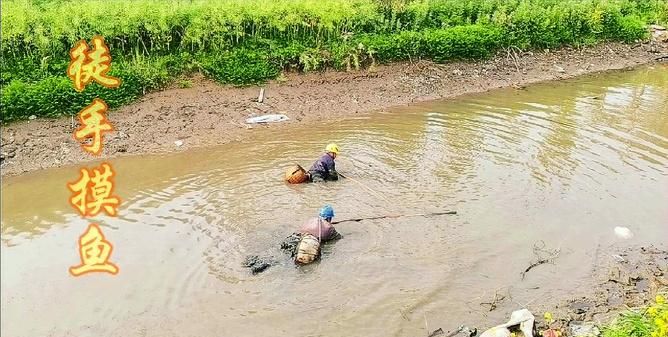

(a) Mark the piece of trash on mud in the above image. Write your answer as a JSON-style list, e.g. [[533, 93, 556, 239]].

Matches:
[[610, 254, 626, 263], [460, 326, 477, 337], [430, 325, 477, 337], [569, 322, 600, 337], [480, 309, 535, 337], [568, 300, 591, 315], [427, 327, 444, 337], [651, 29, 668, 43], [174, 140, 184, 147], [554, 65, 566, 73], [28, 115, 36, 120], [245, 114, 289, 124], [543, 312, 554, 324], [614, 226, 633, 239], [479, 327, 510, 337], [540, 329, 561, 337]]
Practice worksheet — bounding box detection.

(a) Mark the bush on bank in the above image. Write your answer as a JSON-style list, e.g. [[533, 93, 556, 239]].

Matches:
[[1, 0, 666, 123]]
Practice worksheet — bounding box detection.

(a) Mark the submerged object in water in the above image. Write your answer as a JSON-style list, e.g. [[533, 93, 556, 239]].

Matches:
[[614, 226, 633, 239], [285, 165, 308, 184], [294, 234, 321, 265], [281, 233, 303, 256], [243, 255, 274, 274]]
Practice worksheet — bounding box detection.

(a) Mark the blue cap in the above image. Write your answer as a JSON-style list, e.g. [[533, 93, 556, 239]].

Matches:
[[319, 205, 335, 219]]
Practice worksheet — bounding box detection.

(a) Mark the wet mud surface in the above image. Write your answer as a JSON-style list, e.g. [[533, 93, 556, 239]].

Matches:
[[534, 245, 668, 335], [429, 246, 668, 337]]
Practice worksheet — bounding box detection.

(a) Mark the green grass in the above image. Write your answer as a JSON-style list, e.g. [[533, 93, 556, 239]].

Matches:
[[602, 293, 668, 337], [1, 0, 667, 123]]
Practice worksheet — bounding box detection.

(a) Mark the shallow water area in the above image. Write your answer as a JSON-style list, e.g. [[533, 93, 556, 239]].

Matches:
[[2, 65, 668, 337]]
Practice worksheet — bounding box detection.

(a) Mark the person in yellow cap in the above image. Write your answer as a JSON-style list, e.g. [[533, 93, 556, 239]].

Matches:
[[307, 143, 340, 182]]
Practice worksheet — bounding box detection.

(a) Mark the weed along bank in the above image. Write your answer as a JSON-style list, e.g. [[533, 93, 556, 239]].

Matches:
[[2, 0, 667, 122], [1, 1, 668, 337]]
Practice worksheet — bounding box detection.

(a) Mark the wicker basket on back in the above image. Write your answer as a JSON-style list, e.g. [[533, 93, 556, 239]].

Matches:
[[285, 164, 308, 184], [294, 234, 321, 265]]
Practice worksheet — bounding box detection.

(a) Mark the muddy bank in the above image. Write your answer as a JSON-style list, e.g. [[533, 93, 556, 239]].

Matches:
[[2, 41, 667, 176], [427, 245, 668, 337], [531, 245, 668, 336], [450, 245, 668, 337]]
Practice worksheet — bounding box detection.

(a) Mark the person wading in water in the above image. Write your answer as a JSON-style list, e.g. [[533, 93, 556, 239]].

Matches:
[[307, 143, 340, 182], [283, 143, 341, 184], [297, 205, 341, 242], [244, 205, 342, 273]]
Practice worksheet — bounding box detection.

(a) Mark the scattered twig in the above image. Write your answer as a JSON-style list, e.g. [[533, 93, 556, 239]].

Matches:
[[521, 258, 551, 278], [504, 46, 522, 72], [466, 286, 507, 317], [521, 240, 561, 280], [399, 308, 410, 321], [427, 328, 444, 337], [444, 328, 461, 337], [480, 289, 507, 311], [511, 46, 524, 63]]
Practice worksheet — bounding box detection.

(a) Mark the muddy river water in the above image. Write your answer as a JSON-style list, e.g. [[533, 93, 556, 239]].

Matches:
[[2, 65, 668, 337]]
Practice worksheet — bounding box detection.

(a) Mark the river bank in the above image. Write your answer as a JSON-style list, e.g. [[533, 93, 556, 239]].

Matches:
[[473, 244, 668, 337], [425, 244, 668, 337], [1, 41, 667, 177]]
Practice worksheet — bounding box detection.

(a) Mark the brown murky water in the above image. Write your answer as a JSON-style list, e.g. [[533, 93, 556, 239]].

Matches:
[[2, 65, 668, 337]]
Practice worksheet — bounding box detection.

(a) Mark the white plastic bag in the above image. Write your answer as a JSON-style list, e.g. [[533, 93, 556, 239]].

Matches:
[[245, 114, 289, 124], [480, 309, 535, 337], [480, 327, 511, 337]]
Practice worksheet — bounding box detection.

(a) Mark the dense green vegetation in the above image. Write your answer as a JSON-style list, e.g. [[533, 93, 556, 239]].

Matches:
[[602, 293, 667, 337], [1, 0, 666, 122]]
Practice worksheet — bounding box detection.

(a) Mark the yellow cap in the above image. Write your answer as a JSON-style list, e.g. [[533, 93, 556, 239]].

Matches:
[[325, 143, 340, 154]]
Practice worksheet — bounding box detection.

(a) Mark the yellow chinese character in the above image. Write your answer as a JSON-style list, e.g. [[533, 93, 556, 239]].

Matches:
[[74, 98, 113, 155], [68, 163, 120, 217], [70, 223, 119, 276], [67, 36, 121, 92]]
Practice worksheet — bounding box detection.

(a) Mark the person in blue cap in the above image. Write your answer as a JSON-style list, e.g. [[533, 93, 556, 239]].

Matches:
[[279, 205, 341, 258], [297, 204, 341, 242], [244, 205, 342, 274]]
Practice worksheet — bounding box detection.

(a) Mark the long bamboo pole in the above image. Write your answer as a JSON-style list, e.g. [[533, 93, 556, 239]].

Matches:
[[332, 211, 456, 224]]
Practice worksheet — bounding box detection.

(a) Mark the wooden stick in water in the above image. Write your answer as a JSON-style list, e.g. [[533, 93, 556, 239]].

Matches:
[[332, 211, 457, 224]]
